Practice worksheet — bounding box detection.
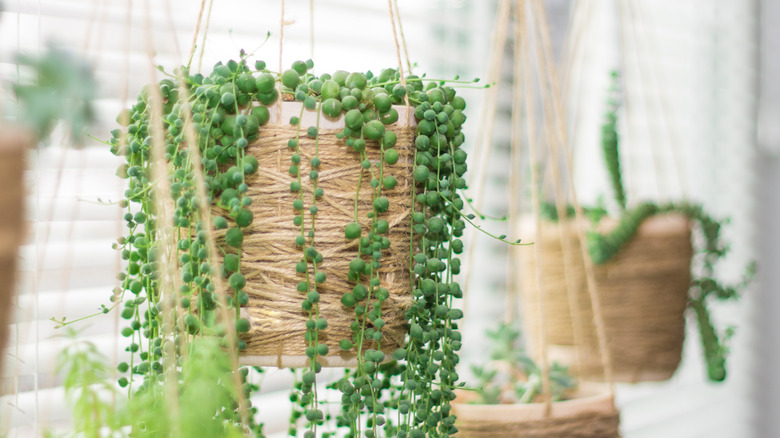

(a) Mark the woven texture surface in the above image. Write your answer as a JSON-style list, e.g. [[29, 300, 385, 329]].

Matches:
[[456, 410, 621, 438], [234, 123, 415, 364], [521, 214, 693, 382]]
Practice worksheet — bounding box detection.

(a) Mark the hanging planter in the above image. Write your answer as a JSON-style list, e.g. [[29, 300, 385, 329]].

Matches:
[[235, 102, 416, 367], [453, 383, 619, 438], [520, 213, 692, 382], [108, 55, 473, 436], [520, 81, 753, 383], [0, 127, 28, 370], [452, 323, 619, 438]]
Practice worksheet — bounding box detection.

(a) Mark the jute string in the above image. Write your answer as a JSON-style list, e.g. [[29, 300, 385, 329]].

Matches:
[[521, 0, 589, 382], [516, 0, 553, 415], [619, 0, 689, 200], [461, 0, 511, 328], [387, 0, 410, 111], [142, 0, 185, 428], [529, 0, 615, 387], [187, 0, 208, 68], [236, 123, 415, 359]]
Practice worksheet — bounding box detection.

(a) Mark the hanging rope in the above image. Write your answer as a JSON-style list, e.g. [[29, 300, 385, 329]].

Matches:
[[198, 0, 215, 71], [392, 0, 413, 74], [187, 0, 209, 68], [531, 0, 615, 387], [387, 0, 409, 109], [516, 0, 555, 416], [625, 0, 689, 199], [461, 0, 511, 316]]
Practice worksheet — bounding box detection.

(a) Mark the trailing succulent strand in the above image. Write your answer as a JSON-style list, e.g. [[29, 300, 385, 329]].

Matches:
[[601, 72, 626, 211], [109, 55, 265, 434], [109, 53, 472, 437]]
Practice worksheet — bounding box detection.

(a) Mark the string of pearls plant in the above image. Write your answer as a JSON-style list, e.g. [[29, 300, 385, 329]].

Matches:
[[108, 53, 476, 437]]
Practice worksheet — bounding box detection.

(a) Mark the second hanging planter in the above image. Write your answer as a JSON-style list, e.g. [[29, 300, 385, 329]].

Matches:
[[520, 213, 693, 382]]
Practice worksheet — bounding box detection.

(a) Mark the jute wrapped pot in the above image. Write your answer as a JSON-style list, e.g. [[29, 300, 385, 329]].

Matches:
[[0, 127, 28, 376], [236, 103, 414, 368], [520, 214, 692, 382], [452, 383, 620, 438]]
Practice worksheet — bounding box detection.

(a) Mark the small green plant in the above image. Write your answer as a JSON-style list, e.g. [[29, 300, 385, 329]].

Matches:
[[50, 330, 249, 438], [6, 44, 95, 141], [469, 322, 575, 405]]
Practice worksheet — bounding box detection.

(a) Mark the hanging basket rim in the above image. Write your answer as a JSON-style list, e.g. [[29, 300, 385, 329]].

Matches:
[[451, 382, 615, 423]]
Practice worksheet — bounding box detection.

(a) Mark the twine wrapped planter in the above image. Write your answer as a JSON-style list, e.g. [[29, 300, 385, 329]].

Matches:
[[452, 383, 620, 438], [520, 214, 693, 382], [236, 103, 415, 367], [0, 127, 28, 375]]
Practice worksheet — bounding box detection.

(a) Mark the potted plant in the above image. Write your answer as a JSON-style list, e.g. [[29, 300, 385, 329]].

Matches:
[[520, 74, 754, 383], [94, 53, 474, 437], [452, 322, 620, 438]]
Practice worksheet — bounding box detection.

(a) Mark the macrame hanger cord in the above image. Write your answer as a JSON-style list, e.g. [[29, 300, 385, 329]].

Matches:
[[461, 0, 511, 316], [616, 0, 666, 202], [198, 0, 215, 71], [141, 0, 185, 430], [392, 0, 414, 75], [187, 0, 209, 69], [506, 1, 525, 326], [560, 0, 598, 191], [625, 0, 689, 200], [532, 0, 615, 389], [387, 0, 409, 111], [309, 0, 314, 60], [526, 0, 590, 380], [516, 0, 554, 415], [277, 0, 286, 124]]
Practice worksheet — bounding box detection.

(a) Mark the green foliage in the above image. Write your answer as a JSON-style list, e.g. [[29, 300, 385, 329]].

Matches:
[[53, 334, 249, 438], [559, 77, 756, 382], [100, 54, 477, 438], [601, 72, 626, 211], [55, 330, 122, 437], [10, 44, 96, 141], [469, 323, 575, 405]]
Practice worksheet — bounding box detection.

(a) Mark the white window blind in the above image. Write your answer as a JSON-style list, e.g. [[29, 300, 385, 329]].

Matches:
[[0, 0, 768, 437]]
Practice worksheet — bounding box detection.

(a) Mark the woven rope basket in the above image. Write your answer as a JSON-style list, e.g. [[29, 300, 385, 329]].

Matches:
[[520, 214, 693, 382], [233, 103, 415, 367], [452, 383, 620, 438], [0, 127, 28, 375]]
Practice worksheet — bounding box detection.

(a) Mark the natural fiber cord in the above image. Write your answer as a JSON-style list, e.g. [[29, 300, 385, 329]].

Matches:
[[521, 214, 692, 382], [233, 123, 415, 364]]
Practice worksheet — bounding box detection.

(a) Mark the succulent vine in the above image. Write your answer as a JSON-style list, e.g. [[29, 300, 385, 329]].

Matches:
[[100, 50, 473, 438]]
